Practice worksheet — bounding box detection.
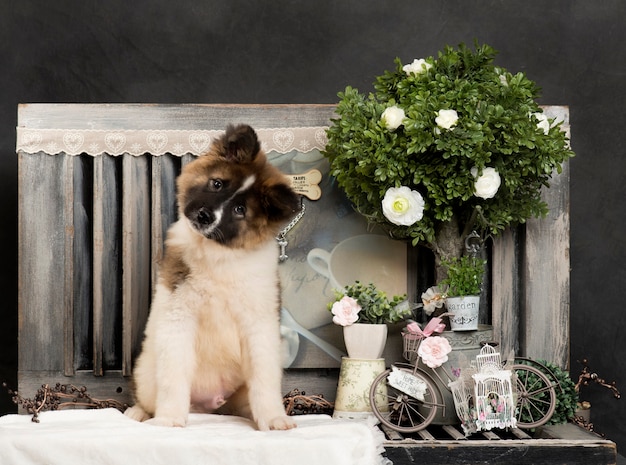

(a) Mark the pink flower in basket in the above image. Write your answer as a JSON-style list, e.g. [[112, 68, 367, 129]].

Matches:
[[330, 296, 361, 326], [417, 335, 452, 368]]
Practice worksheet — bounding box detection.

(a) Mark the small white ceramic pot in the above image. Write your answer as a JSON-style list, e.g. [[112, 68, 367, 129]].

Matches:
[[446, 296, 480, 331], [343, 323, 388, 359]]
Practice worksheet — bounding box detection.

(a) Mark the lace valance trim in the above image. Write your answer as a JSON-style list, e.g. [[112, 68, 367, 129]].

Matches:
[[16, 127, 330, 156]]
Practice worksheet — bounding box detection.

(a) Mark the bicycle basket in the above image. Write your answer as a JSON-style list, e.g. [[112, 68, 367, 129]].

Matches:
[[402, 332, 422, 363]]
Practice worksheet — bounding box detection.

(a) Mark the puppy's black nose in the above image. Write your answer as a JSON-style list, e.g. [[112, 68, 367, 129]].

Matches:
[[196, 207, 214, 225]]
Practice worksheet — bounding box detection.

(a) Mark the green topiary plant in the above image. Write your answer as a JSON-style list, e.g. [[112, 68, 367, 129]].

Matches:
[[323, 42, 574, 282]]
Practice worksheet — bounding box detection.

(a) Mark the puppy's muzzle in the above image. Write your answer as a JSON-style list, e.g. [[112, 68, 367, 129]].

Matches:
[[195, 207, 215, 226]]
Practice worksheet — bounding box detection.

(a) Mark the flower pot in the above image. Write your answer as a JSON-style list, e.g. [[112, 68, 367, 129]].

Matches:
[[343, 323, 388, 359], [333, 357, 387, 420], [446, 296, 480, 331]]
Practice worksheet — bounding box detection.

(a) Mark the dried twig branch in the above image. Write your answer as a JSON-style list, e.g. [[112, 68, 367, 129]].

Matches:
[[283, 389, 334, 416], [574, 359, 621, 399], [3, 382, 128, 423]]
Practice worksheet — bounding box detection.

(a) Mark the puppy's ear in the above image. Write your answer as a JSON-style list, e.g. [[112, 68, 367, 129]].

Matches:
[[216, 124, 261, 163], [263, 183, 302, 223]]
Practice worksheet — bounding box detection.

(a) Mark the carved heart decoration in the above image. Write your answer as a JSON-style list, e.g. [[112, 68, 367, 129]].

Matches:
[[272, 130, 295, 152], [104, 132, 126, 153], [314, 128, 328, 148], [63, 132, 84, 153], [21, 131, 43, 151], [189, 132, 211, 153], [146, 131, 168, 153]]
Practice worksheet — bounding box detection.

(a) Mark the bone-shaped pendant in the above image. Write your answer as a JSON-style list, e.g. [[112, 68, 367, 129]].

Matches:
[[285, 169, 322, 200]]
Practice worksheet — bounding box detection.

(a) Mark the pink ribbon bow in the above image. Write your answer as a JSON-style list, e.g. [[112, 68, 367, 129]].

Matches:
[[406, 317, 446, 337]]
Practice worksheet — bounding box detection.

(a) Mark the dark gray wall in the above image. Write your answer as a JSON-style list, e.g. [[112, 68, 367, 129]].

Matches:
[[2, 0, 625, 452]]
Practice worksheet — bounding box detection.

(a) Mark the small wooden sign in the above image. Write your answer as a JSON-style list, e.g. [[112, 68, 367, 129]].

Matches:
[[285, 169, 322, 200]]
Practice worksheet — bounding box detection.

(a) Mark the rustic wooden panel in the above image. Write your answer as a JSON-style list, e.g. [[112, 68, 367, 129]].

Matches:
[[17, 104, 570, 408]]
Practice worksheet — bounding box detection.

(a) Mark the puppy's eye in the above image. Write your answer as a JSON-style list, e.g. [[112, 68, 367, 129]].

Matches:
[[233, 205, 246, 217], [209, 179, 223, 191]]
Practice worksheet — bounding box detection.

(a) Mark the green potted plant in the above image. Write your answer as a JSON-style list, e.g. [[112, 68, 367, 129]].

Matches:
[[329, 281, 412, 358], [422, 255, 486, 331], [322, 42, 574, 285]]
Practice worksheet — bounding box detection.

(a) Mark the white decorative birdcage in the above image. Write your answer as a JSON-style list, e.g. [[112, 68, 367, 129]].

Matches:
[[472, 344, 517, 431], [474, 344, 502, 373], [448, 376, 477, 436], [449, 344, 517, 435], [472, 370, 517, 431]]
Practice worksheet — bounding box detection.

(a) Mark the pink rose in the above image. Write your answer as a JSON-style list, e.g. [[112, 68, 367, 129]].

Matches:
[[418, 336, 452, 368], [331, 296, 361, 326]]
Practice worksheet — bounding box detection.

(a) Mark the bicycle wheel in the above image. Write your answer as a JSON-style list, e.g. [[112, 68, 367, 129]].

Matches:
[[513, 363, 557, 429], [369, 366, 441, 433]]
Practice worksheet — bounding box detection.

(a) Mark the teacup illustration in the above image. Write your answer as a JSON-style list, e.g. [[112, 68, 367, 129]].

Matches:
[[307, 234, 407, 297]]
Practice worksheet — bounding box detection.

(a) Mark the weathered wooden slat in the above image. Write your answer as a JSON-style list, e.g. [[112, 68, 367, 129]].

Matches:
[[481, 430, 500, 440], [92, 155, 123, 374], [18, 153, 67, 373], [17, 371, 133, 407], [417, 429, 436, 440], [63, 155, 76, 376], [522, 161, 570, 367], [121, 155, 152, 376], [442, 424, 467, 440], [510, 427, 532, 440], [150, 155, 179, 288], [17, 103, 338, 131], [492, 228, 521, 358], [16, 368, 340, 411], [380, 424, 405, 441], [92, 156, 105, 376], [521, 107, 570, 367], [384, 439, 616, 465], [70, 156, 92, 374]]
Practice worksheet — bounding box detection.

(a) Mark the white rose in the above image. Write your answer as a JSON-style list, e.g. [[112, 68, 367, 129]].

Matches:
[[381, 105, 405, 131], [533, 112, 551, 135], [402, 58, 432, 76], [471, 167, 501, 199], [435, 109, 458, 130], [382, 186, 425, 226]]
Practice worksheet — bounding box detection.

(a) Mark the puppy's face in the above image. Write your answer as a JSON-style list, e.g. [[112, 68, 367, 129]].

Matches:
[[177, 124, 301, 249]]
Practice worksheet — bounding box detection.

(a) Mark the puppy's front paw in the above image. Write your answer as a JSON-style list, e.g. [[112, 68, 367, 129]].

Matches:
[[145, 416, 187, 427], [124, 405, 150, 422], [263, 415, 297, 431]]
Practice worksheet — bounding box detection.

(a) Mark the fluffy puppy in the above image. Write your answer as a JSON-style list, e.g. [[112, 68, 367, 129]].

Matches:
[[124, 124, 300, 431]]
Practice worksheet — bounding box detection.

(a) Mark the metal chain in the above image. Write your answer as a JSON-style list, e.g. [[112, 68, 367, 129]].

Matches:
[[276, 197, 305, 263]]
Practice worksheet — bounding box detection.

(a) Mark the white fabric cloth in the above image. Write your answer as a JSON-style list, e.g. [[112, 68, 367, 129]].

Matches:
[[0, 409, 386, 465]]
